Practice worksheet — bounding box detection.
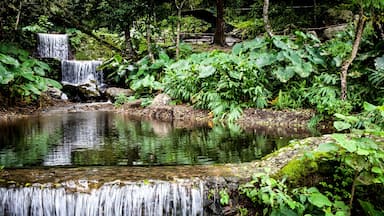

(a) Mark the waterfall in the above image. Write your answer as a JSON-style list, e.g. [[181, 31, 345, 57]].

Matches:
[[0, 180, 204, 216], [37, 33, 69, 60], [61, 60, 103, 86]]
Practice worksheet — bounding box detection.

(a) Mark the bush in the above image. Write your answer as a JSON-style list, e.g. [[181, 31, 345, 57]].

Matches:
[[0, 43, 61, 104]]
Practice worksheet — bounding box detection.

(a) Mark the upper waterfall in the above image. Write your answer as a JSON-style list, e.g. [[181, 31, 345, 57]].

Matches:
[[37, 33, 69, 60]]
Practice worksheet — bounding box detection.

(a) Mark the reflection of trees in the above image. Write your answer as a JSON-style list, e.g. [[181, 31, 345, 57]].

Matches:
[[0, 112, 296, 168], [95, 116, 290, 166], [0, 117, 62, 167]]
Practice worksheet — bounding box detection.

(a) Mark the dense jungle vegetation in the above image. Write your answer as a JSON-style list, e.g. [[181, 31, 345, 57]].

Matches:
[[1, 0, 384, 215]]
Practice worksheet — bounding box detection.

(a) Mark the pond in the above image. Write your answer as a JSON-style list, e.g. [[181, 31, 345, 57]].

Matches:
[[0, 111, 308, 168], [0, 111, 318, 215]]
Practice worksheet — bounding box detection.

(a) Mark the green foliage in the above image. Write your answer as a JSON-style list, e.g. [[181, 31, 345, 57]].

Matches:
[[240, 172, 348, 216], [113, 94, 134, 107], [358, 199, 384, 216], [0, 43, 61, 103], [180, 16, 211, 33], [232, 19, 264, 39], [101, 50, 172, 97], [66, 28, 120, 60], [219, 189, 230, 206], [164, 31, 328, 121], [22, 15, 54, 34], [368, 54, 384, 89]]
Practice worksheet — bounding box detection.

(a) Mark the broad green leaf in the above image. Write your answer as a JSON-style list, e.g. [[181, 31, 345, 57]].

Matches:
[[33, 66, 45, 76], [334, 121, 351, 131], [363, 102, 377, 112], [0, 53, 20, 67], [35, 60, 50, 71], [372, 167, 383, 174], [333, 56, 343, 67], [358, 199, 384, 216], [273, 38, 289, 50], [318, 142, 339, 152], [297, 62, 312, 78], [46, 79, 62, 89], [20, 72, 35, 81], [374, 55, 384, 71], [308, 192, 332, 208], [159, 51, 170, 62], [332, 134, 357, 152], [0, 63, 14, 84], [232, 43, 243, 55], [114, 54, 123, 63], [229, 71, 242, 80], [274, 67, 295, 83], [25, 83, 42, 95], [253, 53, 275, 68], [198, 65, 216, 78], [284, 51, 302, 65], [21, 59, 35, 68]]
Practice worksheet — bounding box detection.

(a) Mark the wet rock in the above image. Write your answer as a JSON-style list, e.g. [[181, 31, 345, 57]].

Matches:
[[323, 24, 348, 39], [46, 87, 67, 101], [78, 82, 100, 98], [150, 93, 171, 107], [62, 81, 103, 102], [105, 87, 134, 101]]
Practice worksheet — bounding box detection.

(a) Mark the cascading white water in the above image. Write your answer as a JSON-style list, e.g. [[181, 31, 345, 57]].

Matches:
[[0, 180, 204, 216], [61, 60, 103, 86], [37, 33, 69, 60]]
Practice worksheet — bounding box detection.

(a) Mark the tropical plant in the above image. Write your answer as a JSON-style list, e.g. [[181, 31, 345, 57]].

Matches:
[[0, 43, 61, 104], [239, 172, 349, 216], [101, 50, 172, 98], [164, 31, 326, 121]]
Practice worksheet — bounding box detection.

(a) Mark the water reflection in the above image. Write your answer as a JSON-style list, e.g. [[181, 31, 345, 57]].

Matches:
[[0, 112, 308, 168]]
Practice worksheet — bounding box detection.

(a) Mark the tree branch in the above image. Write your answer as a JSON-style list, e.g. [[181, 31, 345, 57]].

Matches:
[[340, 8, 366, 100]]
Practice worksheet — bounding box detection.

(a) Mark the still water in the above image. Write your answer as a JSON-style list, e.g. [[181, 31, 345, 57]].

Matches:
[[0, 111, 300, 168]]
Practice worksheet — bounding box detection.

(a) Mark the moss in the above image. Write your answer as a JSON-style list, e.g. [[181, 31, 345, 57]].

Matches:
[[277, 156, 319, 185]]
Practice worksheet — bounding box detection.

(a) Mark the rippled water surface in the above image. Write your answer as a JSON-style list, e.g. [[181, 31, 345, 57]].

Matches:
[[0, 111, 307, 168]]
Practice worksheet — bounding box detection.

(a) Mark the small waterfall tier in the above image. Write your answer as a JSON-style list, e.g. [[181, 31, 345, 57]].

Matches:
[[0, 180, 204, 216], [61, 60, 103, 86], [37, 33, 69, 60]]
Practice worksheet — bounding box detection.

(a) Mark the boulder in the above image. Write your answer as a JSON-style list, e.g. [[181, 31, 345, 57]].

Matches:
[[62, 81, 102, 102], [105, 87, 134, 100], [46, 87, 68, 101], [150, 93, 172, 107], [323, 24, 348, 39], [78, 82, 100, 98]]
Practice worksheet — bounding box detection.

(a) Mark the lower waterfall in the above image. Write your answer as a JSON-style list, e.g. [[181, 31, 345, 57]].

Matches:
[[61, 60, 103, 86], [0, 180, 204, 216]]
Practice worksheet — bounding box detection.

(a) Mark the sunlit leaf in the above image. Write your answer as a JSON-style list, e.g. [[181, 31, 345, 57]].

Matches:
[[0, 53, 20, 67], [308, 191, 332, 208], [334, 121, 351, 131], [198, 65, 216, 78], [318, 143, 339, 152]]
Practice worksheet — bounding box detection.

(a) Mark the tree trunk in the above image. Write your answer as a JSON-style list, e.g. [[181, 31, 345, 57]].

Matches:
[[340, 8, 366, 100], [176, 8, 182, 59], [175, 0, 186, 60], [214, 0, 226, 46], [14, 1, 23, 31], [146, 0, 155, 63], [124, 22, 135, 59], [263, 0, 273, 37]]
